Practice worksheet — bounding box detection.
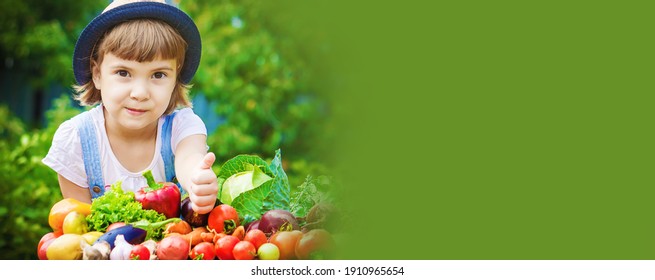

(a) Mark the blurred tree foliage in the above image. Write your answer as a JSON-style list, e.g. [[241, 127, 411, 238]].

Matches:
[[181, 0, 336, 167], [0, 96, 81, 259], [0, 0, 101, 260], [0, 0, 105, 88]]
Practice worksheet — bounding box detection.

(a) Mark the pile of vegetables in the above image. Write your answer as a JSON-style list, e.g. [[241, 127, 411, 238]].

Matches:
[[86, 181, 169, 240], [37, 149, 339, 260]]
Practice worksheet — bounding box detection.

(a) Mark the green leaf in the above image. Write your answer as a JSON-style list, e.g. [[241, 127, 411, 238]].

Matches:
[[220, 164, 273, 205], [230, 180, 274, 221], [263, 149, 291, 212], [217, 154, 274, 203], [217, 154, 273, 180], [290, 175, 321, 218]]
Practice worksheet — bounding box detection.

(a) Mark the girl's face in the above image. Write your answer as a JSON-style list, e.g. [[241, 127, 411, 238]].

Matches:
[[93, 52, 177, 133]]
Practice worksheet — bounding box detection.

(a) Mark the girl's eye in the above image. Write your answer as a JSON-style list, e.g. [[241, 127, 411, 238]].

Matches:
[[152, 72, 167, 79], [117, 70, 129, 77]]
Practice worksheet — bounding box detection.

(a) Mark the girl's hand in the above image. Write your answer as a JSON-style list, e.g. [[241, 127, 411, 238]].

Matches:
[[187, 152, 218, 214]]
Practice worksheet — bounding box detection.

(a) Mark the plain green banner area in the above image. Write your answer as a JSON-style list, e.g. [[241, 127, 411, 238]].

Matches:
[[279, 1, 655, 259]]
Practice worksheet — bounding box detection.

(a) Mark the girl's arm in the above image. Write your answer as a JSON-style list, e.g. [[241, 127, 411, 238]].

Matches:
[[58, 174, 92, 204], [174, 134, 218, 214]]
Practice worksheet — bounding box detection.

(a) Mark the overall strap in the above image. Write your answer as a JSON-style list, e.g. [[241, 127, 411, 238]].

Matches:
[[77, 112, 106, 199], [161, 112, 184, 194]]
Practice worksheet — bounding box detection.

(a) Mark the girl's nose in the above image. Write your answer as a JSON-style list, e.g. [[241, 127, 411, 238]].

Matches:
[[130, 80, 150, 101]]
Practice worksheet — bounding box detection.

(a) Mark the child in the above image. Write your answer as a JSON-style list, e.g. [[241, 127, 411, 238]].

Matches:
[[42, 0, 218, 215]]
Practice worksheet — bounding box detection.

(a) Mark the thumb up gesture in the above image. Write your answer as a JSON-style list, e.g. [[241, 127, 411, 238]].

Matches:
[[188, 152, 218, 214]]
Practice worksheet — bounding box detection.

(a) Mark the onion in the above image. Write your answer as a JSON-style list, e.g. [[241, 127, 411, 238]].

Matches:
[[259, 209, 299, 235], [157, 235, 190, 260], [180, 197, 209, 227], [245, 220, 260, 232]]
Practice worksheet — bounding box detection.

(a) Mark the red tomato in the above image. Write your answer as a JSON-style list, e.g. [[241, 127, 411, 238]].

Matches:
[[212, 232, 227, 244], [244, 229, 267, 250], [295, 229, 336, 260], [207, 204, 240, 234], [190, 242, 216, 260], [232, 240, 257, 260], [129, 244, 151, 260], [269, 230, 303, 260], [214, 235, 240, 260]]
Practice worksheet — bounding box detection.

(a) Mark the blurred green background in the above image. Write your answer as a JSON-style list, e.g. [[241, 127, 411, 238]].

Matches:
[[0, 0, 340, 259]]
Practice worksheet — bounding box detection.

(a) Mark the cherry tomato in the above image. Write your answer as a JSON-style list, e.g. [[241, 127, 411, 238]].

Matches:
[[129, 244, 151, 260], [244, 229, 267, 250], [269, 230, 303, 260], [208, 204, 240, 234], [190, 241, 216, 260], [215, 235, 240, 260], [257, 243, 280, 260], [212, 232, 227, 244], [232, 240, 256, 260]]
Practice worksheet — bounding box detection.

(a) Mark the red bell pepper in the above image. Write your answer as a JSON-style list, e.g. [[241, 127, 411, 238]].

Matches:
[[135, 170, 181, 219]]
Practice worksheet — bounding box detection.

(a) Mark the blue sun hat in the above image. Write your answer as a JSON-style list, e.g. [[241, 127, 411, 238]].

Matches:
[[73, 0, 201, 85]]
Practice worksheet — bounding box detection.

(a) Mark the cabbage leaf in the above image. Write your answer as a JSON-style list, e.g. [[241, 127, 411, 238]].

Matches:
[[217, 149, 291, 222]]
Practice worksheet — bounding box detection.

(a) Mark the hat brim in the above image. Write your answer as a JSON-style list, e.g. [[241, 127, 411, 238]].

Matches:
[[73, 2, 201, 85]]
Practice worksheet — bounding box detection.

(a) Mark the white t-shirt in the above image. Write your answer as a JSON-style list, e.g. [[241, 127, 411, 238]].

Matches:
[[42, 105, 208, 193]]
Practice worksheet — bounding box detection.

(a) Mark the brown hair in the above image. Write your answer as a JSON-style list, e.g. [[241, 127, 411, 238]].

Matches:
[[74, 19, 192, 114]]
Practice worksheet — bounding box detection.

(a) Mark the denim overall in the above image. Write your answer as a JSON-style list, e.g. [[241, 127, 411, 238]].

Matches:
[[77, 111, 179, 199]]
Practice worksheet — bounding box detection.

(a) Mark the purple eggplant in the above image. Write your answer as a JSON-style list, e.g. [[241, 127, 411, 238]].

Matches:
[[94, 225, 146, 249], [94, 218, 180, 249]]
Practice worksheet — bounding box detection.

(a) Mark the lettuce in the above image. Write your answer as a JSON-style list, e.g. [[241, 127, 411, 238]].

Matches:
[[86, 182, 167, 239]]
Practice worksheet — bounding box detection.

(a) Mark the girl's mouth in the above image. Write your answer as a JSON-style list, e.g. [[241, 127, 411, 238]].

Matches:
[[126, 107, 147, 115]]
